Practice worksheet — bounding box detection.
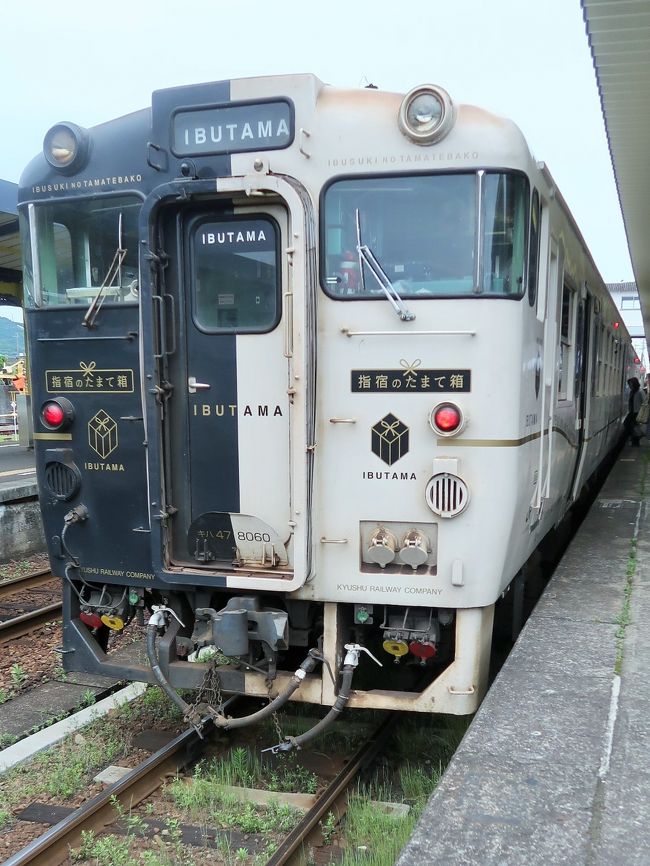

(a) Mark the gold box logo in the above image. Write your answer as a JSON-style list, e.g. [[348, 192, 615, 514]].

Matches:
[[88, 410, 118, 459], [371, 413, 409, 466]]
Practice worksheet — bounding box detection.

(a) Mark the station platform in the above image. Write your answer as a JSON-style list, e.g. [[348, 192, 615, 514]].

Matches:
[[0, 443, 36, 499], [397, 442, 650, 866], [0, 446, 43, 562]]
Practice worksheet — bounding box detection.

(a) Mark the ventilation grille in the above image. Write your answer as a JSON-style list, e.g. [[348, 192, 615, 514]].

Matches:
[[44, 461, 80, 501], [425, 473, 469, 518]]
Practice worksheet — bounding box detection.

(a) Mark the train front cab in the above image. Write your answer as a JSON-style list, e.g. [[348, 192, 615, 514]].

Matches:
[[19, 77, 631, 730], [136, 155, 547, 718]]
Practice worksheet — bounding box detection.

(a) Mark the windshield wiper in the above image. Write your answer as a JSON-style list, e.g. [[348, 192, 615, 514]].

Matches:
[[355, 209, 415, 322], [83, 213, 127, 329]]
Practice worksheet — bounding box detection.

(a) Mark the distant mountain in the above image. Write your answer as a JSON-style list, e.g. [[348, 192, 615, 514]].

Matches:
[[0, 315, 25, 359]]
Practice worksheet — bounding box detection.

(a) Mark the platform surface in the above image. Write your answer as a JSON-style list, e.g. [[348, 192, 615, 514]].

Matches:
[[0, 443, 36, 500], [397, 442, 650, 866]]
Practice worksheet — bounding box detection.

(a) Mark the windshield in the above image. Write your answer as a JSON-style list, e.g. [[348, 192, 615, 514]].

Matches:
[[22, 195, 141, 307], [322, 172, 528, 299]]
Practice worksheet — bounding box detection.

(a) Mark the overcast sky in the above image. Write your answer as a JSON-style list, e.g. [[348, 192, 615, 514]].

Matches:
[[0, 0, 634, 287]]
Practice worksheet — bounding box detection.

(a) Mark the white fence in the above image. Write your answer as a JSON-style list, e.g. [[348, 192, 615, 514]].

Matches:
[[0, 393, 19, 440]]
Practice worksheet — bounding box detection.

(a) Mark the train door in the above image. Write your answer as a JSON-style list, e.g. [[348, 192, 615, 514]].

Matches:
[[158, 201, 295, 577], [569, 289, 591, 500], [534, 237, 562, 514]]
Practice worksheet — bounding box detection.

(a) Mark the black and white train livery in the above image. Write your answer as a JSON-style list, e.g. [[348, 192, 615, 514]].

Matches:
[[19, 74, 635, 745]]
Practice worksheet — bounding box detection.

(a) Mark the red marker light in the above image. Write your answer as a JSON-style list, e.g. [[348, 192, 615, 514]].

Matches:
[[614, 321, 620, 330], [434, 404, 461, 433], [42, 402, 65, 428], [40, 397, 74, 430]]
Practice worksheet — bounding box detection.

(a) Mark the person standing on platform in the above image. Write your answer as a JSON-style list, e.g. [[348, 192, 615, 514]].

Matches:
[[625, 376, 644, 446]]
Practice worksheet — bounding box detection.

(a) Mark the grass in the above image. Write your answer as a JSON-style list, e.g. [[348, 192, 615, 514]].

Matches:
[[166, 749, 308, 840], [9, 664, 27, 688], [326, 761, 443, 866], [5, 691, 464, 866], [71, 831, 135, 866], [336, 792, 418, 866], [181, 746, 318, 795], [399, 761, 441, 804], [71, 815, 197, 866], [167, 774, 302, 834], [33, 731, 124, 798], [140, 683, 185, 720], [0, 686, 182, 814], [53, 665, 68, 682], [80, 688, 97, 707], [319, 713, 469, 866], [393, 713, 468, 762], [222, 798, 300, 835]]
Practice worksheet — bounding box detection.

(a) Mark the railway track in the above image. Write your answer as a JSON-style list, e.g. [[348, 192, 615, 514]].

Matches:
[[0, 568, 62, 644], [0, 602, 62, 644], [4, 712, 397, 866], [268, 712, 397, 866], [0, 569, 54, 602]]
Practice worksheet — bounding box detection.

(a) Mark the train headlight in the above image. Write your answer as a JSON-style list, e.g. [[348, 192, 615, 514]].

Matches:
[[43, 122, 89, 171], [40, 397, 75, 430], [429, 402, 464, 436], [398, 85, 455, 145]]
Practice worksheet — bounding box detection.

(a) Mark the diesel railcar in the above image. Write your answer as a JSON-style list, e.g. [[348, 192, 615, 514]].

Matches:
[[19, 75, 635, 746]]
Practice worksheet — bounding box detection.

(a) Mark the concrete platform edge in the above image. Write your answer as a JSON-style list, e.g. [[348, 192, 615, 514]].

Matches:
[[397, 447, 649, 866], [0, 682, 147, 774]]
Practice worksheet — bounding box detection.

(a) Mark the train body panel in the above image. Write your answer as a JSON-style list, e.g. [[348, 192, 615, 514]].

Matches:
[[18, 74, 635, 729], [26, 305, 153, 585]]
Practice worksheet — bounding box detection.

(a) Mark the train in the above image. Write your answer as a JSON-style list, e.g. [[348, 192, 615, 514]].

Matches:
[[18, 74, 636, 748]]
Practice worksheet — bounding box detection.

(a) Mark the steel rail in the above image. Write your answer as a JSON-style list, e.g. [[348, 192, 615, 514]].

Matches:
[[3, 722, 209, 866], [0, 569, 55, 602], [5, 705, 393, 865], [265, 712, 398, 866], [0, 602, 63, 644]]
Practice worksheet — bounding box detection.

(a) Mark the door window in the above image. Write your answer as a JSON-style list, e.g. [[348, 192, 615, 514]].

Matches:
[[558, 282, 576, 401], [191, 216, 280, 333]]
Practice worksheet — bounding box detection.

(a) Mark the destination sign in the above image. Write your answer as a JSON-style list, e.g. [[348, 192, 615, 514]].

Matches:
[[352, 369, 471, 393], [172, 99, 294, 156], [46, 365, 134, 394], [197, 219, 276, 253]]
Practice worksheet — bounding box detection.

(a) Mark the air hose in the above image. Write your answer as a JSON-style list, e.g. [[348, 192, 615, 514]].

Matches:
[[265, 643, 382, 753], [147, 609, 381, 748], [146, 612, 202, 729], [146, 607, 323, 732], [211, 648, 323, 730]]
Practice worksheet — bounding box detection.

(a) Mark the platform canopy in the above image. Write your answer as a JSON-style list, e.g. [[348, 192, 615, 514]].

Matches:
[[0, 179, 20, 306], [582, 0, 650, 342]]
